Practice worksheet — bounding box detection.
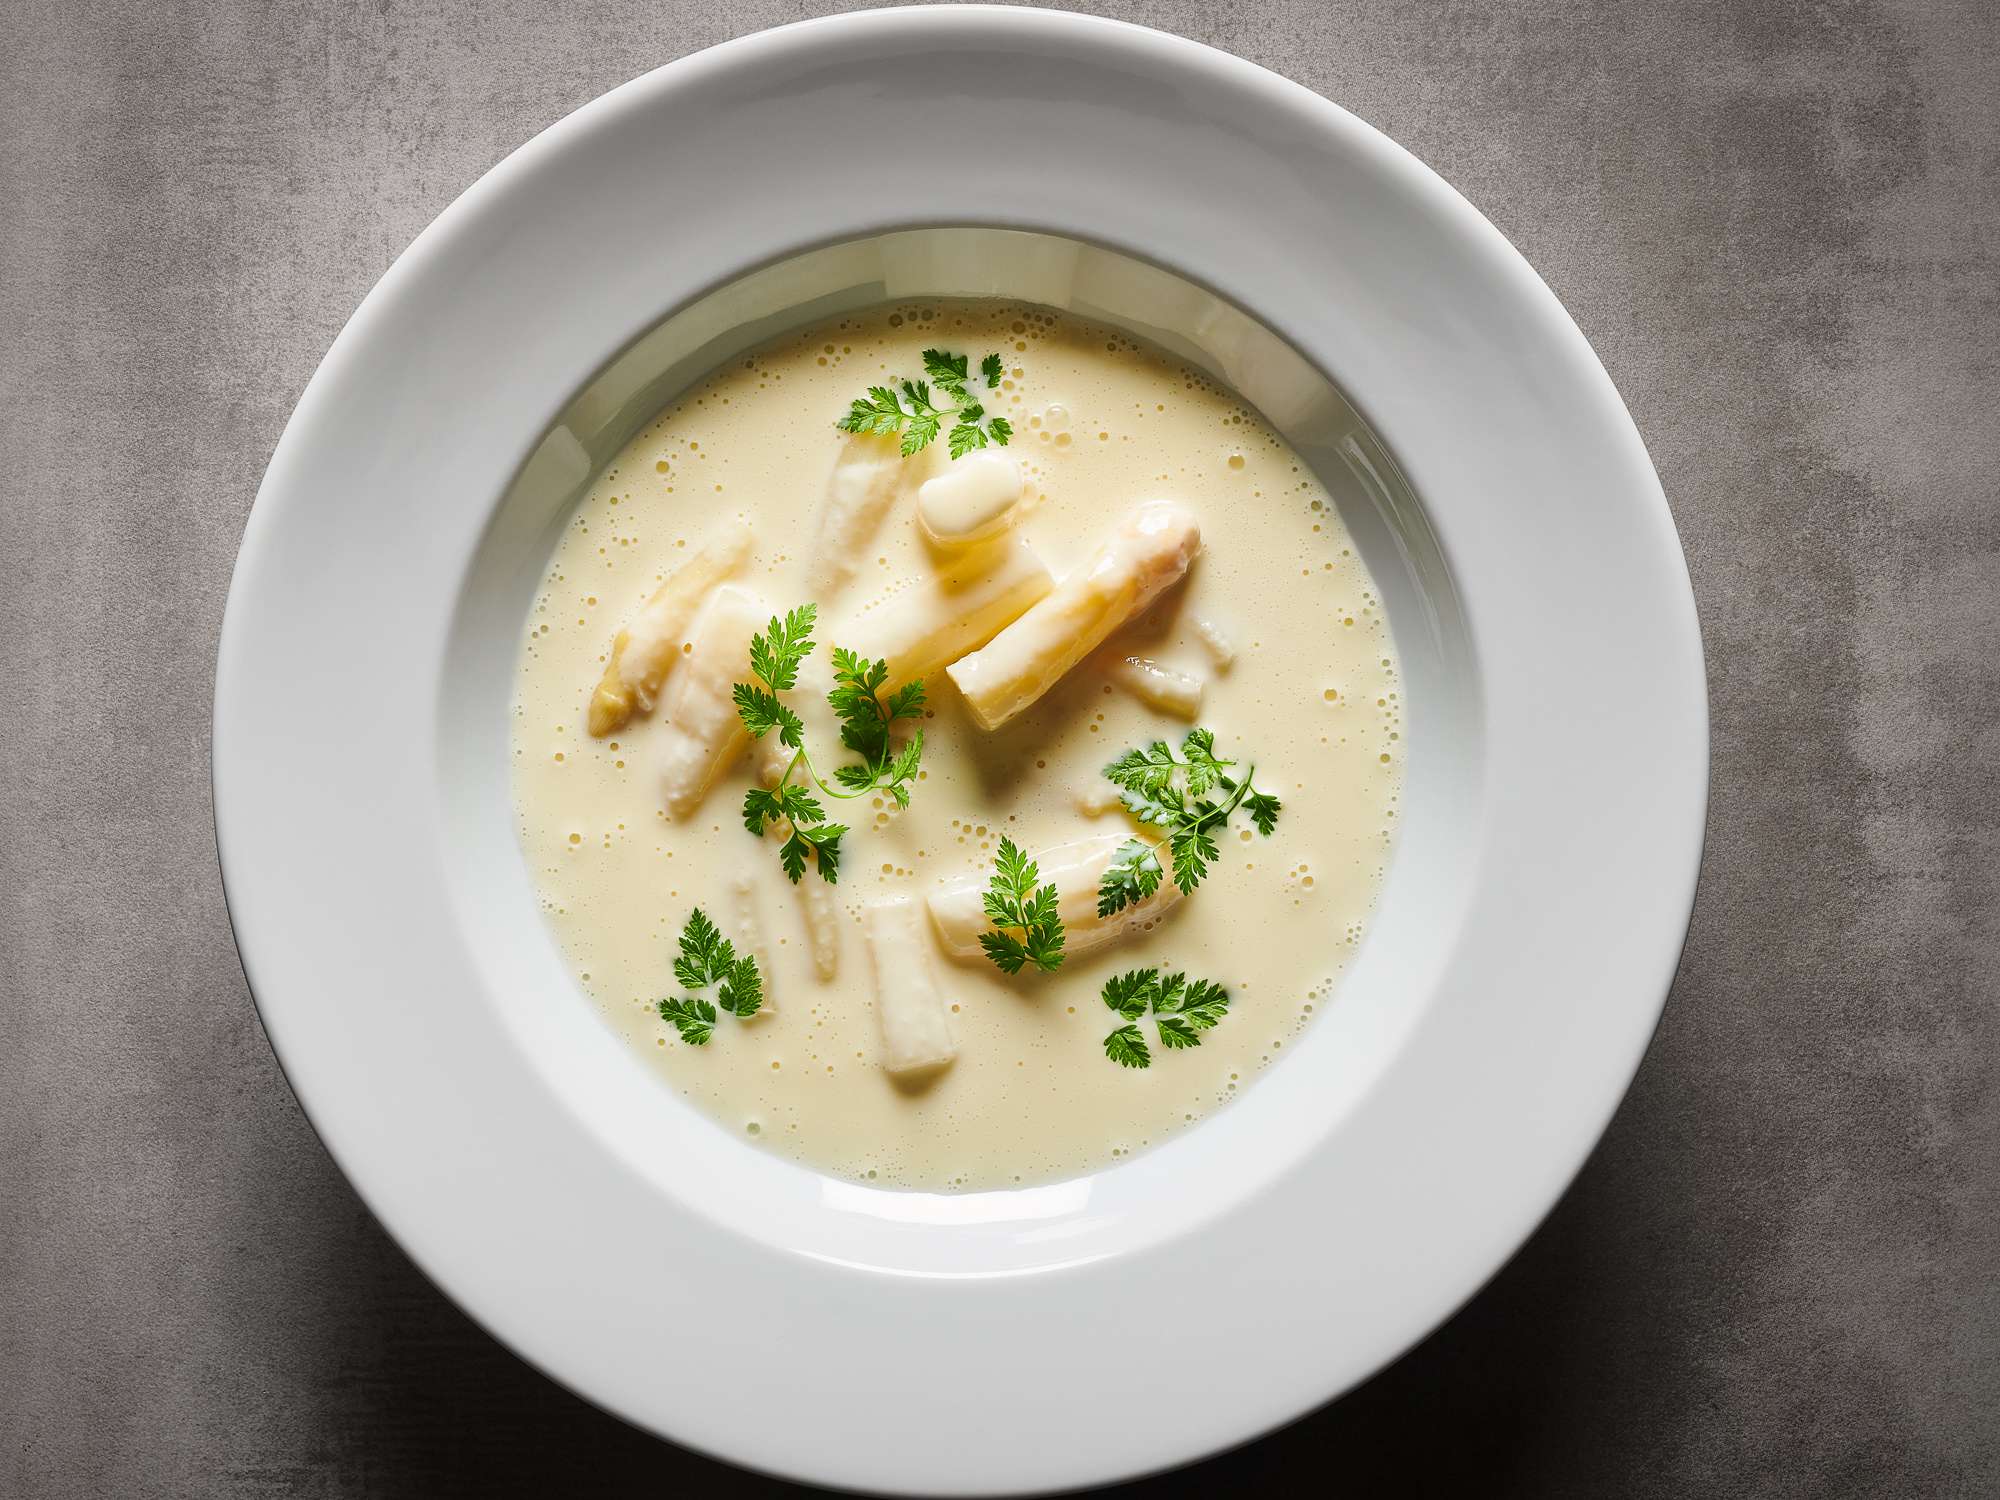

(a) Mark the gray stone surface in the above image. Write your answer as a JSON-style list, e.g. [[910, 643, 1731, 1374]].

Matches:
[[3, 0, 1996, 1493]]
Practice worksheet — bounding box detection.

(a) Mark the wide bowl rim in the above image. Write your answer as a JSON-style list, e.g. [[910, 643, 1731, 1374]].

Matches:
[[213, 8, 1707, 1493]]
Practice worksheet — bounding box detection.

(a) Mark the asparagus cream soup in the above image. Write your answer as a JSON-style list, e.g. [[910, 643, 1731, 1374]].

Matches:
[[512, 300, 1403, 1190]]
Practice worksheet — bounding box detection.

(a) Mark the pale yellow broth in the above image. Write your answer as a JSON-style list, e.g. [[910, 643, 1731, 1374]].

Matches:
[[512, 300, 1403, 1190]]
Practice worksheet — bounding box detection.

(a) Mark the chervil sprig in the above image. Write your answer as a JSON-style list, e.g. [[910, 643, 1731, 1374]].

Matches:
[[735, 605, 925, 884], [1100, 968, 1231, 1068], [657, 997, 716, 1046], [828, 647, 926, 807], [1096, 728, 1282, 917], [977, 836, 1067, 975], [837, 347, 1013, 459], [657, 909, 763, 1045]]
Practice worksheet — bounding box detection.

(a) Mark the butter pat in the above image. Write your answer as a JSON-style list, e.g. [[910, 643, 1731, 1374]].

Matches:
[[917, 450, 1025, 547]]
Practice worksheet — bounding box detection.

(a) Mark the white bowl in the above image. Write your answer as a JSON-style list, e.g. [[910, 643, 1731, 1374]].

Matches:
[[214, 9, 1706, 1493]]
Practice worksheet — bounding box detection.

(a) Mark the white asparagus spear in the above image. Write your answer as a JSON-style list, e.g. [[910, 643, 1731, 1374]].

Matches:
[[751, 654, 836, 789], [841, 535, 1054, 692], [727, 867, 775, 1017], [927, 832, 1185, 962], [587, 515, 752, 737], [1108, 655, 1205, 719], [917, 450, 1024, 547], [1074, 782, 1122, 816], [863, 897, 957, 1075], [946, 501, 1202, 730], [744, 817, 843, 980], [807, 433, 905, 596], [1190, 612, 1236, 671], [656, 584, 767, 819], [796, 856, 841, 981]]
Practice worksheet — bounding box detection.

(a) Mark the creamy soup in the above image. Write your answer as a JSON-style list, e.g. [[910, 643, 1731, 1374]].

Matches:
[[512, 300, 1403, 1190]]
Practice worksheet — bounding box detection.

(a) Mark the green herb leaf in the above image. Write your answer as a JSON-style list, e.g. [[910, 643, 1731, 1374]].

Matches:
[[777, 828, 811, 883], [839, 350, 1015, 458], [749, 604, 816, 692], [1094, 729, 1281, 916], [734, 606, 925, 884], [716, 954, 763, 1018], [732, 683, 806, 748], [1104, 741, 1181, 798], [658, 995, 717, 1045], [1103, 1024, 1151, 1069], [1168, 824, 1220, 894], [824, 647, 924, 807], [1097, 839, 1164, 918], [672, 908, 734, 990], [1179, 979, 1231, 1030], [923, 348, 971, 398], [1101, 967, 1157, 1020], [1245, 790, 1283, 837], [660, 907, 770, 1044], [1179, 728, 1231, 796], [829, 647, 893, 762], [978, 836, 1066, 975], [788, 823, 845, 884], [1096, 967, 1231, 1065]]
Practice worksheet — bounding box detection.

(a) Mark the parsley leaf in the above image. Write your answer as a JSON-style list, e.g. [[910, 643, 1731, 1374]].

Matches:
[[1101, 967, 1157, 1020], [734, 605, 924, 885], [837, 350, 1014, 459], [672, 908, 733, 991], [1097, 839, 1164, 918], [948, 419, 989, 460], [658, 996, 716, 1046], [1098, 967, 1232, 1067], [1104, 741, 1182, 798], [826, 647, 925, 808], [1103, 1024, 1151, 1069], [658, 908, 764, 1043], [780, 822, 846, 885], [749, 604, 816, 692], [922, 348, 971, 398], [731, 683, 806, 750], [977, 836, 1066, 975], [1245, 790, 1283, 836], [1178, 978, 1231, 1029], [1178, 727, 1230, 796], [716, 955, 763, 1019], [836, 383, 945, 457], [1096, 728, 1282, 915]]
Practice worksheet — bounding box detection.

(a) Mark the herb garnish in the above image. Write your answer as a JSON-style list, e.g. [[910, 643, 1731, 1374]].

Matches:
[[837, 347, 1014, 458], [1100, 968, 1231, 1068], [977, 837, 1067, 975], [657, 908, 764, 1044], [735, 604, 925, 884], [1096, 729, 1282, 917]]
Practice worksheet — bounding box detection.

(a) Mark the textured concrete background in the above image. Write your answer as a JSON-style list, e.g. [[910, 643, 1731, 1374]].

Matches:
[[3, 0, 1996, 1494]]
